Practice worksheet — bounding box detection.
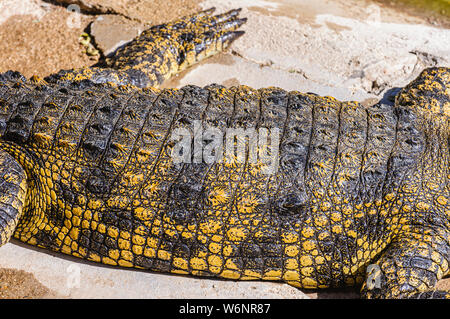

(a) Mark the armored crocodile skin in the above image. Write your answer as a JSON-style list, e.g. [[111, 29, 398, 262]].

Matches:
[[0, 8, 448, 299], [46, 8, 246, 88]]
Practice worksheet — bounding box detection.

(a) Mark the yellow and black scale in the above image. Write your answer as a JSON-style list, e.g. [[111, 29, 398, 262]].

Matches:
[[0, 8, 448, 299]]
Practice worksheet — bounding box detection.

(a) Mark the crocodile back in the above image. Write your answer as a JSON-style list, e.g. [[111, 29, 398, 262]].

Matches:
[[0, 70, 439, 287]]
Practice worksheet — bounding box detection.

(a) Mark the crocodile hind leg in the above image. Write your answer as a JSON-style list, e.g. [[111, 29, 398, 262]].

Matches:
[[105, 7, 247, 87], [46, 8, 246, 88], [0, 149, 28, 246], [361, 233, 450, 299]]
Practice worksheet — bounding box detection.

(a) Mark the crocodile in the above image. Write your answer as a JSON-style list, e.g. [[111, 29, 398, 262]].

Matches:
[[0, 8, 448, 299]]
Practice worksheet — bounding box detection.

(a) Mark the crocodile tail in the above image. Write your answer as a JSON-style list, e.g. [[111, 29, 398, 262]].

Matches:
[[0, 149, 28, 247], [104, 8, 247, 88]]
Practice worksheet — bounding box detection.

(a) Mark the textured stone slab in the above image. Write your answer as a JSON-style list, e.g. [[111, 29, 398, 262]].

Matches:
[[0, 242, 310, 299], [90, 15, 144, 57], [51, 0, 199, 24]]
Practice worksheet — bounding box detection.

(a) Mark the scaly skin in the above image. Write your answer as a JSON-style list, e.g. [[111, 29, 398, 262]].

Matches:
[[47, 8, 246, 88], [0, 8, 448, 299]]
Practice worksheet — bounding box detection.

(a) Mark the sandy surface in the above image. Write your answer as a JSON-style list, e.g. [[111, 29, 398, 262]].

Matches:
[[0, 0, 201, 78], [0, 0, 96, 78], [0, 268, 59, 298], [0, 0, 449, 299]]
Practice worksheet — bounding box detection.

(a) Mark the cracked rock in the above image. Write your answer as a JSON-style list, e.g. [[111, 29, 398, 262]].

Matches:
[[50, 0, 199, 24], [89, 15, 144, 57]]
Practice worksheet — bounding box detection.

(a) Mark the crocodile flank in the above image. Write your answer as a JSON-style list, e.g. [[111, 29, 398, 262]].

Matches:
[[0, 8, 448, 299]]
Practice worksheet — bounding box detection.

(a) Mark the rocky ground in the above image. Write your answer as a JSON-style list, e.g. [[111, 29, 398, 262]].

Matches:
[[0, 0, 448, 299]]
